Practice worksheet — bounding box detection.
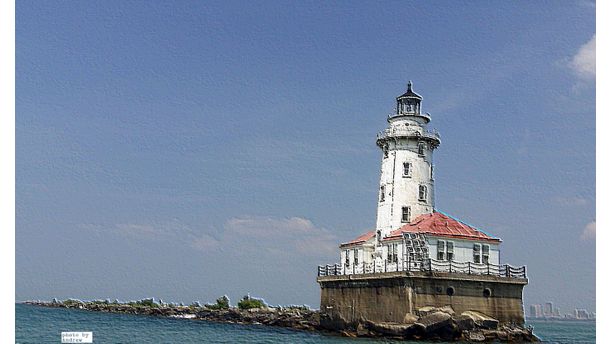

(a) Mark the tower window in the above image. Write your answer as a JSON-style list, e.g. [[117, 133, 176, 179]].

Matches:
[[383, 145, 389, 158], [418, 142, 425, 156], [401, 206, 410, 223], [403, 162, 412, 177], [473, 244, 482, 264], [430, 164, 434, 180], [380, 185, 385, 202], [376, 230, 382, 245], [418, 185, 428, 202], [353, 248, 359, 265]]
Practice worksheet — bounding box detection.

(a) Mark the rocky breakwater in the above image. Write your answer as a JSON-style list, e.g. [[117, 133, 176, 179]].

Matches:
[[24, 299, 538, 341], [22, 298, 321, 332], [334, 306, 539, 342]]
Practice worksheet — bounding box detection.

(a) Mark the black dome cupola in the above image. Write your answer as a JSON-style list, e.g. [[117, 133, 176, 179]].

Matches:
[[396, 81, 422, 115]]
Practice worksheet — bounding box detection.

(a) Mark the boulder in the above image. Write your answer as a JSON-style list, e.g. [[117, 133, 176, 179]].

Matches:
[[461, 311, 499, 329], [467, 330, 486, 342], [416, 305, 455, 317], [366, 321, 413, 337], [403, 313, 418, 324], [454, 314, 476, 331], [415, 311, 453, 334]]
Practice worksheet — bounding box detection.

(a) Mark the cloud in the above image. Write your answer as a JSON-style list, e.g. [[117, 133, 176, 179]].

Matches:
[[222, 216, 338, 256], [570, 34, 596, 80], [96, 215, 338, 258], [581, 221, 596, 241]]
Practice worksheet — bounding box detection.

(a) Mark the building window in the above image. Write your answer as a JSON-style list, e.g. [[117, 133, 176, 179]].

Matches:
[[403, 162, 412, 177], [344, 250, 350, 266], [353, 249, 359, 265], [387, 243, 398, 263], [380, 185, 385, 202], [376, 230, 382, 245], [418, 142, 425, 156], [383, 145, 389, 158], [430, 164, 434, 180], [401, 206, 411, 223], [437, 240, 445, 260], [473, 244, 482, 264], [419, 185, 427, 202], [482, 245, 490, 264], [446, 242, 454, 261]]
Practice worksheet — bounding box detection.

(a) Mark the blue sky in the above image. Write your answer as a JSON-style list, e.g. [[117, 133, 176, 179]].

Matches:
[[17, 1, 595, 313]]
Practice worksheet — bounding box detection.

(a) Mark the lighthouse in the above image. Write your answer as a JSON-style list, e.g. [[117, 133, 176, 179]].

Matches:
[[317, 82, 528, 329], [374, 82, 440, 240]]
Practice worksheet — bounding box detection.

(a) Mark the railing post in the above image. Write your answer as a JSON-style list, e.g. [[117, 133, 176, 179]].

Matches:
[[353, 263, 355, 275], [468, 262, 471, 274], [449, 261, 452, 273], [384, 259, 387, 272], [506, 265, 510, 278], [487, 263, 490, 275]]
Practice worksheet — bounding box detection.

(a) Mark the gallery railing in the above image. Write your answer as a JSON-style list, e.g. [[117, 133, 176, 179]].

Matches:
[[317, 258, 526, 279]]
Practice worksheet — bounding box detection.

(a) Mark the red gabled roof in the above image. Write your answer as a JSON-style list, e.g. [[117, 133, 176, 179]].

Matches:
[[384, 212, 501, 243], [340, 231, 375, 247]]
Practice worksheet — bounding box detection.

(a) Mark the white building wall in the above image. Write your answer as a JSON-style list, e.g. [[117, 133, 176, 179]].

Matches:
[[375, 116, 436, 238], [425, 236, 500, 265]]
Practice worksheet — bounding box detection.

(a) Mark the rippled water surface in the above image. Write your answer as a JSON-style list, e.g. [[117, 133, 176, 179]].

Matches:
[[16, 304, 595, 343]]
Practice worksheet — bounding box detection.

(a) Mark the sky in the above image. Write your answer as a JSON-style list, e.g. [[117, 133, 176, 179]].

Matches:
[[16, 1, 595, 313]]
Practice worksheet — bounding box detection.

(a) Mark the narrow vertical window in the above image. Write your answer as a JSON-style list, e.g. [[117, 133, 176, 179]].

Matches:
[[376, 230, 382, 245], [383, 145, 389, 158], [473, 244, 482, 264], [353, 249, 359, 265], [401, 206, 410, 223], [403, 162, 412, 177], [482, 245, 490, 264], [380, 185, 385, 202], [446, 242, 454, 261], [344, 250, 350, 266], [418, 142, 425, 156], [437, 240, 445, 260], [430, 164, 434, 180], [419, 185, 427, 202]]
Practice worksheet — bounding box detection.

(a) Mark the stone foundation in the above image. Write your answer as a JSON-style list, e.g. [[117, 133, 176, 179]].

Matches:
[[317, 271, 527, 331]]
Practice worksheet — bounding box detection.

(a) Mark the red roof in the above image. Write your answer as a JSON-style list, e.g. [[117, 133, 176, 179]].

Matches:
[[340, 231, 375, 247], [385, 212, 500, 242]]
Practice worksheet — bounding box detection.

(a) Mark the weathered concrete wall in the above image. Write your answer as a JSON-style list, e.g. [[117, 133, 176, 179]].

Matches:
[[318, 271, 527, 330]]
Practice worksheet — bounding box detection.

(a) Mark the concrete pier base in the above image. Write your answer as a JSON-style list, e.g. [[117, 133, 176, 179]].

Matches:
[[317, 271, 527, 331]]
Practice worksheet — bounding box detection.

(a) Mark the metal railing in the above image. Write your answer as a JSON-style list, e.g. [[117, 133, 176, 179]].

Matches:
[[376, 128, 441, 142], [317, 258, 526, 279]]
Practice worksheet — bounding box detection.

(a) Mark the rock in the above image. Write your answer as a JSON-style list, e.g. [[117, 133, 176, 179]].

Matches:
[[467, 330, 486, 342], [366, 322, 414, 337], [415, 311, 452, 334], [461, 311, 499, 330], [356, 323, 369, 337], [416, 305, 454, 317], [403, 313, 418, 324], [340, 330, 356, 337], [454, 314, 475, 331]]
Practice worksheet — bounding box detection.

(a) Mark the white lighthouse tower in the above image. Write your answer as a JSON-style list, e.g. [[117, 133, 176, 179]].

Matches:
[[374, 82, 440, 241]]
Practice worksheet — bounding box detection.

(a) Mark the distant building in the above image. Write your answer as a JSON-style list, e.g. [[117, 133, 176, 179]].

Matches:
[[529, 304, 543, 318], [575, 309, 589, 319], [543, 302, 553, 317]]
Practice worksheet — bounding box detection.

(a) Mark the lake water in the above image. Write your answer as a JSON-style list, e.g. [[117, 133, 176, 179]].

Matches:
[[15, 303, 595, 343]]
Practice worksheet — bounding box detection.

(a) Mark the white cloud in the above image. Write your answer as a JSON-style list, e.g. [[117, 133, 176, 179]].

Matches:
[[581, 221, 596, 241], [99, 215, 338, 258], [570, 34, 596, 80]]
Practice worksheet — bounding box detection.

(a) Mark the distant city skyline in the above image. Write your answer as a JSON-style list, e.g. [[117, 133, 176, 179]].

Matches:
[[16, 1, 595, 312], [528, 301, 595, 320]]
